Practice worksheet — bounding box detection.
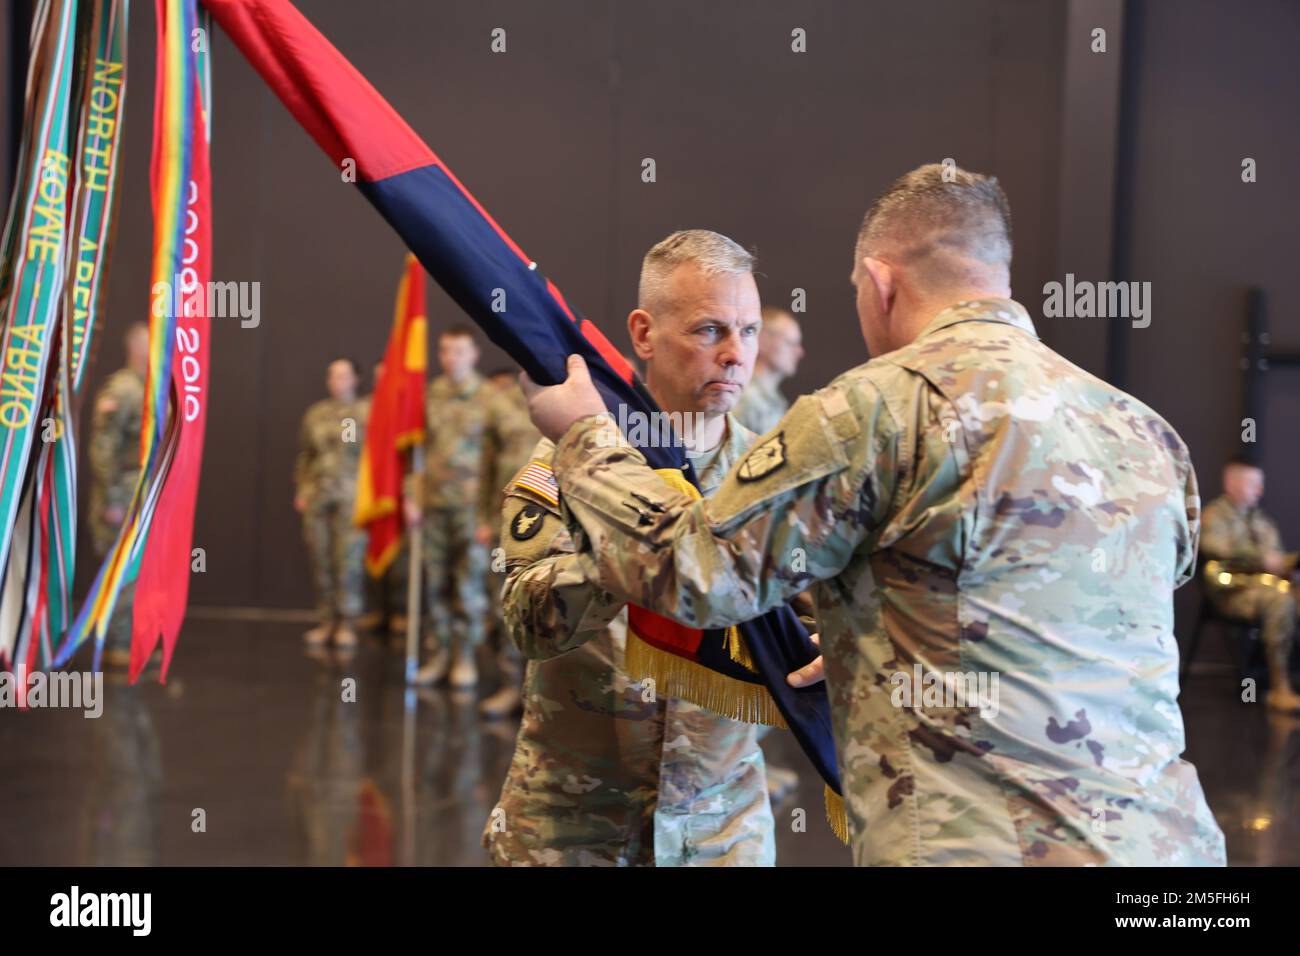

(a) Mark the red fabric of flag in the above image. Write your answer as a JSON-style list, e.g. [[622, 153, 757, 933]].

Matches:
[[354, 253, 426, 576]]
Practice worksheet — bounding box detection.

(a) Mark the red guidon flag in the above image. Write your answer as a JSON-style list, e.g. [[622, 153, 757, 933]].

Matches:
[[354, 254, 427, 576]]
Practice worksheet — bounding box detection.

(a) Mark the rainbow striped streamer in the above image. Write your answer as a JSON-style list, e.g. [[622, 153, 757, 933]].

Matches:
[[54, 0, 198, 668], [0, 0, 81, 673], [26, 0, 130, 669]]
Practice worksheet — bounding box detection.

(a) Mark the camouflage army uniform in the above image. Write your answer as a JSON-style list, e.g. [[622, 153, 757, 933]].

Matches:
[[733, 371, 789, 436], [484, 417, 775, 867], [88, 367, 144, 651], [420, 373, 489, 649], [295, 396, 367, 623], [479, 383, 542, 639], [550, 297, 1226, 867], [1200, 494, 1296, 681]]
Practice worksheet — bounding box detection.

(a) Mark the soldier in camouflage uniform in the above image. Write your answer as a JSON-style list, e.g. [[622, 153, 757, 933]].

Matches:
[[88, 322, 149, 668], [1200, 458, 1299, 711], [476, 370, 541, 717], [525, 166, 1227, 866], [733, 305, 803, 436], [484, 230, 775, 866], [294, 358, 367, 650], [407, 326, 489, 688]]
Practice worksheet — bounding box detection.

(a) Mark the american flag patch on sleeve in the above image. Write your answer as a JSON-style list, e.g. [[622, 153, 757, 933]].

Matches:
[[512, 460, 560, 506]]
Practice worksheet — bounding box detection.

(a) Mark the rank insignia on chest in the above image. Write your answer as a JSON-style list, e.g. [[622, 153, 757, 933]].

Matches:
[[511, 503, 546, 540], [738, 433, 787, 482]]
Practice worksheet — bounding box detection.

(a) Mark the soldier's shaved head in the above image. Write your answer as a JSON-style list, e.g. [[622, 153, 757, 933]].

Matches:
[[851, 164, 1013, 357], [855, 163, 1012, 288]]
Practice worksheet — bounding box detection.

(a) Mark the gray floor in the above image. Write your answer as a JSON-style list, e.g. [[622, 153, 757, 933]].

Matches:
[[0, 618, 1293, 866]]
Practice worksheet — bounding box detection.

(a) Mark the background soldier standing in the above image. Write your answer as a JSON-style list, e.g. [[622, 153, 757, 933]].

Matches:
[[87, 321, 149, 668], [294, 358, 367, 651], [1201, 457, 1299, 711], [476, 369, 540, 717], [733, 305, 803, 435], [406, 326, 489, 688]]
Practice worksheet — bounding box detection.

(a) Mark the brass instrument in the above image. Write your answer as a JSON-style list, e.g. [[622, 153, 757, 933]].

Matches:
[[1204, 559, 1293, 594]]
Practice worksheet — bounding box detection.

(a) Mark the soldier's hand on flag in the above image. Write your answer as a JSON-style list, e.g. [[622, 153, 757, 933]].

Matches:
[[521, 354, 606, 442], [787, 633, 823, 687]]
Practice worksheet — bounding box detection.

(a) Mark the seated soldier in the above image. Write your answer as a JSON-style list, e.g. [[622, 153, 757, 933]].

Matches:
[[1200, 456, 1299, 711]]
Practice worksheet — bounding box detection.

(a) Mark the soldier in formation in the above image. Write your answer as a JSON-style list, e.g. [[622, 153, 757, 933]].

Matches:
[[294, 358, 367, 651]]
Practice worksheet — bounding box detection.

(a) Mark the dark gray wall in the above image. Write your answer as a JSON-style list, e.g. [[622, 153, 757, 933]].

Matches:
[[7, 0, 1293, 611]]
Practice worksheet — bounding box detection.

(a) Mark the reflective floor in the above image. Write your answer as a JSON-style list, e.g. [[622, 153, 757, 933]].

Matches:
[[0, 618, 1295, 866]]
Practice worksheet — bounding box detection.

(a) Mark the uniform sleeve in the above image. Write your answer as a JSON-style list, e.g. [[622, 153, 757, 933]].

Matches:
[[499, 483, 627, 661], [1175, 455, 1200, 588], [1257, 514, 1283, 555], [293, 411, 314, 499], [551, 381, 899, 629]]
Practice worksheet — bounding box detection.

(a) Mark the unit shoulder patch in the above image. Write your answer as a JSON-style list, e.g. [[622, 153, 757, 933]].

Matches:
[[510, 503, 546, 541], [737, 433, 787, 482]]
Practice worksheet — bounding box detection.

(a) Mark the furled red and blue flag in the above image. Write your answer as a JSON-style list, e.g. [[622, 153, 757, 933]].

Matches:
[[201, 0, 844, 836]]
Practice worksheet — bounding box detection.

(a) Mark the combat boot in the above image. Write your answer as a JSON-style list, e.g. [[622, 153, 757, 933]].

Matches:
[[410, 644, 450, 686], [478, 649, 522, 718], [333, 621, 359, 649], [303, 622, 331, 646], [103, 647, 133, 669], [449, 637, 478, 689], [1266, 686, 1300, 713]]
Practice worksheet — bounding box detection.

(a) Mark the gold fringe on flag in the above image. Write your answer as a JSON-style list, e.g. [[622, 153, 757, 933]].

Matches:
[[651, 467, 758, 674], [725, 626, 756, 670], [622, 467, 784, 724], [624, 631, 788, 728], [825, 785, 849, 845]]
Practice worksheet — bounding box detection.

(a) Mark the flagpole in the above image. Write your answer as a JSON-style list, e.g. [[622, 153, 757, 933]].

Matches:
[[404, 444, 423, 684]]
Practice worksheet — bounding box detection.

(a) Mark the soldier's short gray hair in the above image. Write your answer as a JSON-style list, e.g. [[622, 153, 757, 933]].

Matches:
[[637, 229, 755, 314], [856, 164, 1012, 279]]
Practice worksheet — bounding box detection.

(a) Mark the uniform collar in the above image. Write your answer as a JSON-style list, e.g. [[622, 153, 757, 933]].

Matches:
[[694, 415, 750, 488], [915, 297, 1038, 342], [1220, 495, 1254, 518], [432, 372, 482, 398], [750, 369, 782, 396]]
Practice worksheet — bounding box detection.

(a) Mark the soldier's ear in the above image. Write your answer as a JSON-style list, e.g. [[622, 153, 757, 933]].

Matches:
[[627, 309, 655, 361], [861, 256, 894, 311]]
